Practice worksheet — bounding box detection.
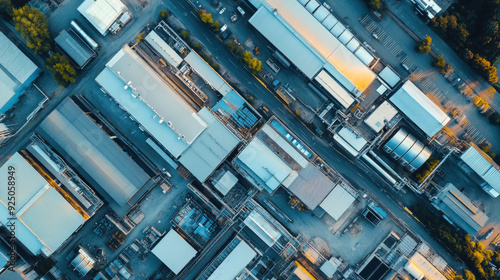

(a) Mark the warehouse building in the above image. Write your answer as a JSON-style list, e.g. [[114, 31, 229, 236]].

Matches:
[[389, 81, 450, 138], [152, 229, 197, 275], [460, 143, 500, 198], [0, 152, 86, 256], [432, 183, 488, 235], [37, 98, 150, 206], [78, 0, 127, 35], [248, 0, 376, 108], [55, 29, 96, 69], [96, 45, 241, 183], [0, 31, 41, 114]]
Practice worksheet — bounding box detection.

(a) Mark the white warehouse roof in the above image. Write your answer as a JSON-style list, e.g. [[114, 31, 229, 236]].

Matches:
[[320, 184, 356, 220], [364, 101, 398, 132], [314, 70, 355, 108], [185, 51, 233, 96], [248, 0, 376, 92], [461, 143, 500, 197], [0, 31, 39, 113], [390, 81, 450, 137], [0, 153, 86, 256], [333, 127, 367, 157], [96, 45, 207, 157], [145, 30, 183, 68], [152, 229, 197, 274], [244, 210, 282, 247], [207, 239, 256, 280], [78, 0, 126, 35]]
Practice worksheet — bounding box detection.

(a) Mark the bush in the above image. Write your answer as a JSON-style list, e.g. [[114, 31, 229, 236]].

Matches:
[[413, 156, 439, 183], [248, 96, 254, 102], [159, 10, 167, 19]]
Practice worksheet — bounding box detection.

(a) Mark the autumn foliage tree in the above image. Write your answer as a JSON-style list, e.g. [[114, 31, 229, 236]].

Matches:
[[416, 36, 432, 54], [12, 6, 50, 54], [45, 53, 77, 86]]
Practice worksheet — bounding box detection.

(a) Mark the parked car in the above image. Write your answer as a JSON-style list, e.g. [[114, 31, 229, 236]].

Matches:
[[486, 228, 495, 239], [220, 24, 228, 33], [221, 29, 231, 40], [219, 7, 226, 14]]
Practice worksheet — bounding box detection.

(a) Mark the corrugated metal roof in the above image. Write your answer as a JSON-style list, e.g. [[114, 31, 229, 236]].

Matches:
[[338, 29, 354, 45], [152, 229, 197, 274], [107, 46, 207, 145], [379, 66, 401, 88], [248, 0, 376, 92], [346, 38, 360, 52], [409, 253, 447, 280], [178, 108, 240, 182], [243, 210, 282, 246], [434, 183, 488, 235], [298, 0, 309, 5], [248, 7, 323, 79], [145, 30, 183, 68], [214, 171, 238, 195], [320, 185, 356, 220], [314, 70, 354, 108], [55, 30, 94, 68], [287, 164, 336, 209], [354, 47, 374, 66], [207, 240, 256, 280], [39, 98, 149, 206], [305, 0, 320, 12], [330, 22, 346, 37], [461, 143, 500, 194], [390, 81, 450, 137], [185, 52, 233, 96], [78, 0, 125, 35]]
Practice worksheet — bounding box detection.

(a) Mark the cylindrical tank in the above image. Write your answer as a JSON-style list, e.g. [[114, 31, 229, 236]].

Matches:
[[70, 20, 99, 50]]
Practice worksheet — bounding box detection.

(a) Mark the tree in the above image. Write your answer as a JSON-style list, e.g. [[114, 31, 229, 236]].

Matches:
[[464, 270, 476, 280], [416, 36, 432, 54], [193, 42, 202, 52], [242, 51, 252, 63], [227, 40, 236, 52], [45, 53, 77, 86], [200, 12, 213, 24], [12, 6, 50, 54], [136, 33, 144, 42], [0, 0, 13, 17], [432, 55, 446, 68], [211, 20, 220, 32], [181, 30, 189, 40], [159, 10, 167, 19], [368, 0, 383, 11], [235, 46, 243, 54]]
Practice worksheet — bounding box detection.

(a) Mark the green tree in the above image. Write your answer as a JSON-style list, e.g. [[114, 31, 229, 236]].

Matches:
[[45, 53, 77, 86], [193, 42, 202, 52], [236, 46, 243, 54], [181, 30, 189, 40], [200, 12, 213, 24], [211, 21, 220, 32], [159, 10, 167, 19], [227, 40, 236, 52], [0, 0, 13, 17], [12, 6, 50, 54]]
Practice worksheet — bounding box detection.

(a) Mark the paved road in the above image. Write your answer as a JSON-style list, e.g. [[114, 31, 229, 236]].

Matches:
[[166, 0, 464, 270], [0, 0, 464, 271]]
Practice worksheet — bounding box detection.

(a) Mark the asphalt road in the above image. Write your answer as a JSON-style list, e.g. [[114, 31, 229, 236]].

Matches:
[[0, 0, 464, 272]]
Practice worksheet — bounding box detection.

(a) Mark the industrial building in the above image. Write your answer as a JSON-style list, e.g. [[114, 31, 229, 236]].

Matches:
[[332, 127, 368, 157], [96, 45, 241, 182], [152, 229, 197, 275], [432, 183, 488, 235], [363, 101, 399, 133], [248, 0, 377, 109], [184, 51, 233, 96], [389, 81, 450, 138], [460, 143, 500, 198], [37, 98, 150, 206], [197, 236, 258, 280], [0, 31, 41, 114], [0, 152, 87, 256], [78, 0, 127, 35], [55, 29, 96, 69]]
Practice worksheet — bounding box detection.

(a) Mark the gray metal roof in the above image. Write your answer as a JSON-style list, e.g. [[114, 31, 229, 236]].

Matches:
[[409, 146, 432, 170], [390, 81, 450, 137], [392, 133, 416, 158], [384, 128, 408, 152], [178, 108, 240, 182], [287, 164, 336, 210], [305, 0, 319, 12], [313, 5, 329, 22], [433, 183, 488, 235], [321, 14, 338, 30], [38, 98, 149, 206], [55, 30, 94, 68], [460, 143, 500, 194], [185, 52, 233, 96], [145, 30, 183, 68]]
